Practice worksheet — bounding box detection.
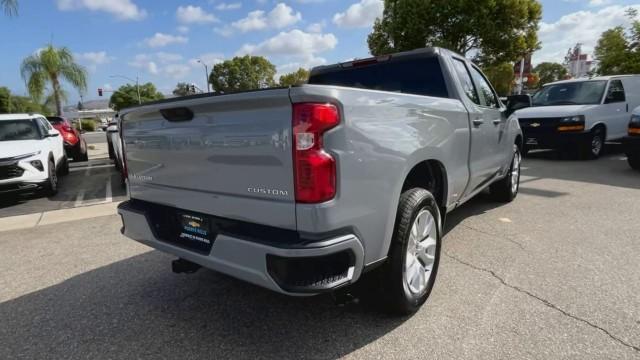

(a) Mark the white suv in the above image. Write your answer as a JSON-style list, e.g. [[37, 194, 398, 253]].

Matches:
[[0, 114, 68, 196]]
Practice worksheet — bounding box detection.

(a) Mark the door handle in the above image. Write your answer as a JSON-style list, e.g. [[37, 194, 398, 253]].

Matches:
[[492, 119, 502, 125], [472, 119, 484, 126]]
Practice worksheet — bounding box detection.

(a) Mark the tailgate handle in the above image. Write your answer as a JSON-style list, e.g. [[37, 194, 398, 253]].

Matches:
[[160, 107, 194, 122]]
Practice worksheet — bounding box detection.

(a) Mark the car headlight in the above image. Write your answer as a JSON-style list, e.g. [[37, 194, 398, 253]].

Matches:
[[560, 115, 585, 123]]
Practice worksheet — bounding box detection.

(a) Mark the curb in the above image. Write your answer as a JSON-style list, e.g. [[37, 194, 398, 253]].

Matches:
[[0, 201, 121, 233]]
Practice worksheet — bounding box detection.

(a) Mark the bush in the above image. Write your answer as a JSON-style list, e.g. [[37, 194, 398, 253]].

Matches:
[[75, 119, 97, 132]]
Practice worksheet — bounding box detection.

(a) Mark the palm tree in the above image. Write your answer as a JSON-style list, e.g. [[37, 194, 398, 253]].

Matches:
[[21, 45, 88, 116], [2, 0, 18, 16]]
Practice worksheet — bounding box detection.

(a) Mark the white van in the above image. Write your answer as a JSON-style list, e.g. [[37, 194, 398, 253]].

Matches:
[[515, 75, 640, 158]]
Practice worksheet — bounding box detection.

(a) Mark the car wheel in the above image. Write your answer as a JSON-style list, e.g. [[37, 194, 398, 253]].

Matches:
[[378, 188, 441, 315], [108, 141, 115, 159], [45, 159, 58, 196], [60, 155, 70, 176], [490, 145, 521, 202], [628, 152, 640, 170], [582, 127, 604, 160], [77, 147, 89, 162]]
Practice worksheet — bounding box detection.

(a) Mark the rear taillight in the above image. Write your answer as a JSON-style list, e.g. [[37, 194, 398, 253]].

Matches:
[[292, 103, 340, 203]]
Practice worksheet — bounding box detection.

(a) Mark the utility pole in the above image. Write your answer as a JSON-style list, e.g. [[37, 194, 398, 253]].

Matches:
[[197, 59, 210, 93], [135, 76, 141, 104], [109, 75, 141, 104], [518, 58, 525, 95]]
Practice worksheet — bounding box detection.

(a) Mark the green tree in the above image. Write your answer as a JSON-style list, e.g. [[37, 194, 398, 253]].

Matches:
[[109, 83, 164, 111], [594, 27, 633, 75], [209, 55, 276, 93], [533, 62, 568, 86], [20, 45, 88, 116], [593, 9, 640, 75], [483, 63, 514, 96], [10, 96, 49, 115], [2, 0, 18, 16], [278, 68, 310, 87], [368, 0, 542, 65], [173, 82, 194, 96], [0, 87, 11, 113]]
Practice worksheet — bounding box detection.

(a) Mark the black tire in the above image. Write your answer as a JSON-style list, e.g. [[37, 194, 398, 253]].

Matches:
[[60, 155, 70, 176], [490, 145, 521, 202], [628, 152, 640, 170], [45, 159, 58, 196], [378, 188, 442, 315], [108, 140, 115, 159], [580, 127, 605, 160], [77, 148, 89, 162]]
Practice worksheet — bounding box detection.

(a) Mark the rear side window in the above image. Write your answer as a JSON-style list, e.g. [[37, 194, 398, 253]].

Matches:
[[452, 59, 480, 104], [308, 56, 449, 98], [47, 116, 64, 125]]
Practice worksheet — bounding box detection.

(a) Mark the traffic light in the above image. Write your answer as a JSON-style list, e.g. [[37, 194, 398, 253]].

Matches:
[[98, 88, 103, 96]]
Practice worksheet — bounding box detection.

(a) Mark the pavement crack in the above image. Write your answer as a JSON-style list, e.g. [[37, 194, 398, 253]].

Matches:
[[460, 224, 526, 250], [35, 212, 44, 226], [444, 251, 640, 353]]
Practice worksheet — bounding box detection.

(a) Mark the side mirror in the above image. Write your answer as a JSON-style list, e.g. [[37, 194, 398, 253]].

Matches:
[[505, 94, 532, 116]]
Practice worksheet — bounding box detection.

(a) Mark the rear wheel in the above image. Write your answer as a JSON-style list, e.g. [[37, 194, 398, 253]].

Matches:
[[60, 155, 70, 176], [378, 188, 441, 315], [75, 140, 89, 162], [490, 145, 521, 202], [108, 140, 115, 159], [628, 151, 640, 170]]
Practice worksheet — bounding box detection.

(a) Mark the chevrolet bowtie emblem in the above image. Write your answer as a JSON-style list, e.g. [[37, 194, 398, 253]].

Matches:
[[530, 122, 541, 128], [188, 221, 201, 228]]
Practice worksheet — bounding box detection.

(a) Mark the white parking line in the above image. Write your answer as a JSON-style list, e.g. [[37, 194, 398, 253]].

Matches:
[[105, 177, 112, 203], [70, 164, 114, 172], [74, 189, 85, 208]]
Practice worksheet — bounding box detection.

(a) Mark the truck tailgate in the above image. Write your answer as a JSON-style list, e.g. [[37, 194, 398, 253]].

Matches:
[[121, 88, 296, 230]]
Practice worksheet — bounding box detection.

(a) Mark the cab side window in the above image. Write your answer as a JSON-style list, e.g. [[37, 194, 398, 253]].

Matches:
[[605, 80, 625, 103], [469, 66, 499, 108], [452, 58, 480, 105]]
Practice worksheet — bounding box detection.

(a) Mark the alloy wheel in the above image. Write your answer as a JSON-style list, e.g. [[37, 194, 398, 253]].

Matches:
[[404, 209, 438, 295]]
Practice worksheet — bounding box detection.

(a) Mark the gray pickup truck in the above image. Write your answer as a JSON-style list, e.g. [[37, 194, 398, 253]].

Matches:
[[117, 47, 523, 314]]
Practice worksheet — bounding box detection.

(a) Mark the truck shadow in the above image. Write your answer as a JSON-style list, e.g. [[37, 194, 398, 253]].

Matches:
[[0, 250, 406, 359]]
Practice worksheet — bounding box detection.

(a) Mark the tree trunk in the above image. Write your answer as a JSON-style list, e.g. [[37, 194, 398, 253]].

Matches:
[[52, 75, 63, 116]]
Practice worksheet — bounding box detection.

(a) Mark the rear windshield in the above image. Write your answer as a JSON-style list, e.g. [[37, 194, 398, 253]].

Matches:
[[47, 116, 64, 124], [308, 56, 449, 98], [0, 120, 40, 141]]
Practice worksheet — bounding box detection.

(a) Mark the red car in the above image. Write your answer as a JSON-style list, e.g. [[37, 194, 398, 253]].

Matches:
[[47, 116, 88, 162]]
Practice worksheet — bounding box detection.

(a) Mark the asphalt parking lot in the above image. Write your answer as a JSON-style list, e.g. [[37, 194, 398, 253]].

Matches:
[[0, 133, 127, 218], [0, 145, 639, 359]]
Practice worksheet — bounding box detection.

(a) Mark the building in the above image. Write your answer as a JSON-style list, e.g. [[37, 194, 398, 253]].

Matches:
[[565, 44, 593, 78]]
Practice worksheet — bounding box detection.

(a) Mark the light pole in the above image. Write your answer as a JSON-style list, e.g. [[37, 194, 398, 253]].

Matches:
[[109, 74, 141, 104], [197, 59, 210, 93]]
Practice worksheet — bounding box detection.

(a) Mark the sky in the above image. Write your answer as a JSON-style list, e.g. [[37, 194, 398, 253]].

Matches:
[[1, 0, 640, 105]]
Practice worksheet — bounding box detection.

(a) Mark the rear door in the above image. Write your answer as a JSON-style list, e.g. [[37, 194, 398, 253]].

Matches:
[[121, 89, 297, 230], [451, 58, 506, 192]]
